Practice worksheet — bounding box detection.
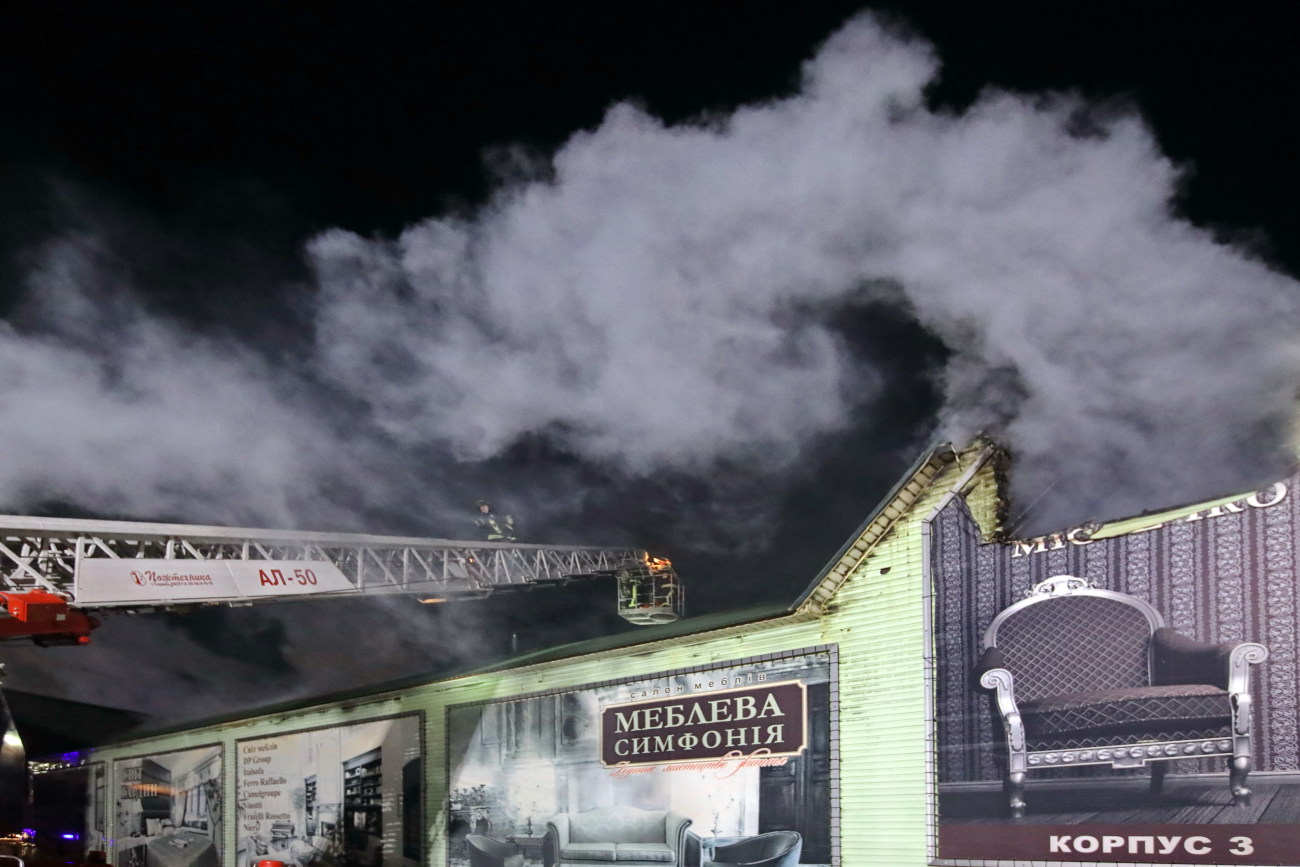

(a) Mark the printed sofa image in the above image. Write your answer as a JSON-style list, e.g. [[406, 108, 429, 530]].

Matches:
[[978, 575, 1269, 818], [543, 807, 691, 867]]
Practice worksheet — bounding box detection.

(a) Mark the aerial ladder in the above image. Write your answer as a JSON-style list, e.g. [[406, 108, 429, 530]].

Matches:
[[0, 514, 685, 645]]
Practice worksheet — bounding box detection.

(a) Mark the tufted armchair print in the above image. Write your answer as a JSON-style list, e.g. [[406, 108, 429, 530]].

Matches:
[[467, 835, 524, 867], [977, 575, 1268, 818], [705, 832, 801, 867]]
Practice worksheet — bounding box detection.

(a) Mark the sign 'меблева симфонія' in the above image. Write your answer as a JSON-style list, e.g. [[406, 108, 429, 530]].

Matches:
[[600, 681, 806, 766]]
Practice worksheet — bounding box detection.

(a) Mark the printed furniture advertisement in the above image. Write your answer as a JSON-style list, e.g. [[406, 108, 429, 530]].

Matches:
[[446, 649, 835, 867], [114, 746, 223, 867], [930, 477, 1300, 865], [235, 715, 422, 867]]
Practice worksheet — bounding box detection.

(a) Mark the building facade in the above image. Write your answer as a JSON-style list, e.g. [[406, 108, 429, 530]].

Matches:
[[67, 443, 1300, 867]]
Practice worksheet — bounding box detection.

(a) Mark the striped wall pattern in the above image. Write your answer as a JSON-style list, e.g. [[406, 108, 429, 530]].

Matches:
[[931, 476, 1300, 784]]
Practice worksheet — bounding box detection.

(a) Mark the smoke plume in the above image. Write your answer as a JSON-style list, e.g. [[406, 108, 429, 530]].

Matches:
[[306, 15, 1300, 531], [2, 13, 1299, 720]]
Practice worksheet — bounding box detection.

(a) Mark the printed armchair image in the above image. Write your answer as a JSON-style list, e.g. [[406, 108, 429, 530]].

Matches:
[[703, 831, 801, 867], [978, 575, 1269, 818], [466, 835, 523, 867]]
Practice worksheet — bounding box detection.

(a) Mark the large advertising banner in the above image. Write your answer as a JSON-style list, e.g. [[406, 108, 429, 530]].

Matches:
[[446, 649, 835, 867], [235, 714, 422, 867], [114, 746, 223, 867], [929, 474, 1300, 865]]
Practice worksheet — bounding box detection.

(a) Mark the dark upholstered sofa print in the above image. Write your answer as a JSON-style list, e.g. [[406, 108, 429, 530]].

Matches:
[[978, 575, 1268, 818], [544, 807, 691, 867]]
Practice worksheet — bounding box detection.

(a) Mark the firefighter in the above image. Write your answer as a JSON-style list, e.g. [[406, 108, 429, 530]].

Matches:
[[475, 500, 517, 542]]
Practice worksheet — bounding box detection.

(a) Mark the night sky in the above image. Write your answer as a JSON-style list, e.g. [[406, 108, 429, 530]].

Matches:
[[2, 2, 1300, 726]]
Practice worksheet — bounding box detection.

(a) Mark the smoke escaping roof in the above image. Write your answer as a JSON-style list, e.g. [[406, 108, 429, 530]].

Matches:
[[0, 12, 1293, 538], [305, 13, 1300, 533]]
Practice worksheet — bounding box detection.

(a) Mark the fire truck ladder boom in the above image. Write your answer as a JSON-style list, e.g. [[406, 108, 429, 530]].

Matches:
[[0, 514, 660, 610]]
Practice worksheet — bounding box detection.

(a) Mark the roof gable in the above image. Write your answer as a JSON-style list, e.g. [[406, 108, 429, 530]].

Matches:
[[794, 443, 964, 615]]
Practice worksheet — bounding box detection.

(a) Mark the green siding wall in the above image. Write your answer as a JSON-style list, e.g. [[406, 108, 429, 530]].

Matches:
[[819, 454, 990, 865]]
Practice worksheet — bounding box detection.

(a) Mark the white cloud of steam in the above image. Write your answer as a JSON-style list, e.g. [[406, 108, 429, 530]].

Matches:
[[1, 12, 1292, 540], [0, 231, 338, 527], [309, 14, 1300, 530]]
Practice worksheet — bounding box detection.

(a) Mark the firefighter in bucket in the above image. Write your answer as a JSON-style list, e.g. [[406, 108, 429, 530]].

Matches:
[[474, 500, 517, 542]]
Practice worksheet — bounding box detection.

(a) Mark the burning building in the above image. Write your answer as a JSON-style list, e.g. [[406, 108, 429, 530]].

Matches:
[[37, 440, 1300, 867]]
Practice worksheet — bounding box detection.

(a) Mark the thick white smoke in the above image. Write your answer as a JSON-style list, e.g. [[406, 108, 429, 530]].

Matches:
[[4, 14, 1295, 536], [0, 232, 337, 527], [307, 15, 1300, 530]]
